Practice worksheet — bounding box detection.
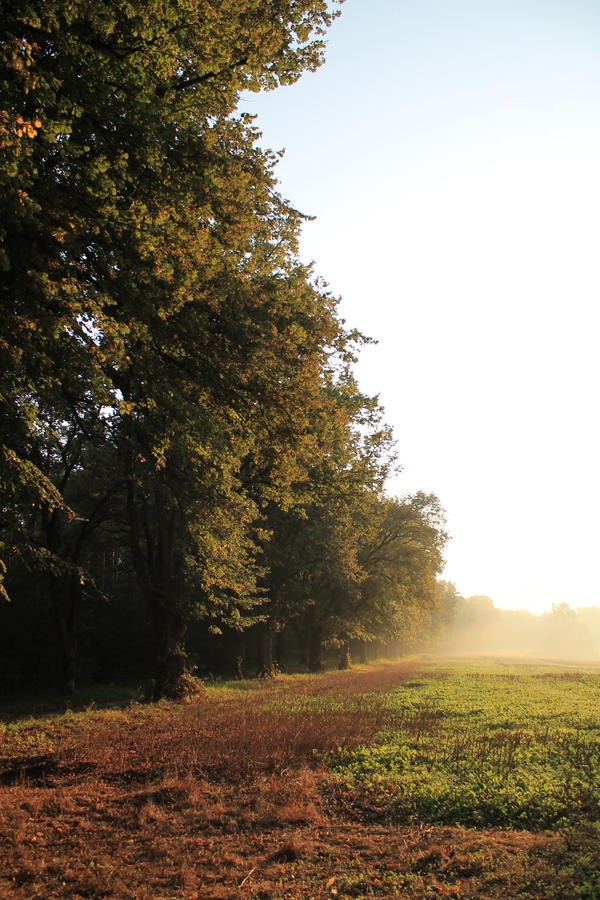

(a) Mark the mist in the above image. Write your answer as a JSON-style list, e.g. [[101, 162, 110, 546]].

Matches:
[[433, 595, 600, 662]]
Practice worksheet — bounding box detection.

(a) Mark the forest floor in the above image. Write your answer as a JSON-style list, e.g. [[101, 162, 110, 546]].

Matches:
[[1, 658, 600, 899]]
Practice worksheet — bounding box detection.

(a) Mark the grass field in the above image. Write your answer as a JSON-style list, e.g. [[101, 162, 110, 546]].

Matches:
[[2, 658, 600, 898]]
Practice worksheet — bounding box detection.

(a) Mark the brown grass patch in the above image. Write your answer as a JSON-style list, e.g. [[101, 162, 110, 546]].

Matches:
[[2, 665, 416, 787], [1, 772, 567, 899]]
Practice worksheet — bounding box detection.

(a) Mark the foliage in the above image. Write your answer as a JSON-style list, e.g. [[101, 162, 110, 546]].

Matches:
[[0, 0, 347, 678], [356, 492, 449, 648]]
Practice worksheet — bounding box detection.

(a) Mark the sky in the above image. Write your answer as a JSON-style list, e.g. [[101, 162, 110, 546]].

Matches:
[[241, 0, 600, 615]]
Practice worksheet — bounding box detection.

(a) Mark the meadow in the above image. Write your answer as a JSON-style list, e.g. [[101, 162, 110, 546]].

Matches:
[[1, 659, 600, 898]]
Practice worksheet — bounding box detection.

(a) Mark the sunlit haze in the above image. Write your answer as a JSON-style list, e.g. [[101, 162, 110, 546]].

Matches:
[[243, 0, 600, 615]]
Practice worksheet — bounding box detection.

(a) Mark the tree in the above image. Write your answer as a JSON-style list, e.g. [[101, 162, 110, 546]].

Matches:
[[428, 580, 461, 645], [257, 368, 396, 672], [357, 492, 449, 654], [1, 0, 342, 600], [1, 0, 349, 693]]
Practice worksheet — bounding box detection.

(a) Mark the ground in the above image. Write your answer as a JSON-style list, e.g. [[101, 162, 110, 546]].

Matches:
[[1, 660, 598, 898]]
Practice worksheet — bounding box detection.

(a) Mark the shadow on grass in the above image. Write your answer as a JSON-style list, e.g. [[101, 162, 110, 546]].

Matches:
[[0, 683, 142, 724]]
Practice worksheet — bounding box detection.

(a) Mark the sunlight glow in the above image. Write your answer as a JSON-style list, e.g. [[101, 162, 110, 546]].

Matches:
[[244, 0, 600, 614]]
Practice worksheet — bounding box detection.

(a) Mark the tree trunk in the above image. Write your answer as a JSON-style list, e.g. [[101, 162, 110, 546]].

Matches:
[[308, 623, 323, 672], [44, 505, 78, 692], [274, 628, 286, 671], [233, 629, 245, 679], [127, 479, 195, 700], [152, 596, 188, 700], [258, 619, 277, 677], [354, 639, 367, 664], [291, 619, 308, 665], [338, 642, 351, 670], [49, 574, 79, 692]]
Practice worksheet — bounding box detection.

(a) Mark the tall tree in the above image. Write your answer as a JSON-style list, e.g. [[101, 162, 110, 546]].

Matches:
[[258, 369, 396, 672], [1, 0, 350, 693], [1, 0, 342, 599], [357, 492, 449, 654]]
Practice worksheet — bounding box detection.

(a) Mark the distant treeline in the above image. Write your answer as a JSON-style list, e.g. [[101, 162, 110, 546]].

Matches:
[[0, 2, 454, 697], [436, 595, 600, 661]]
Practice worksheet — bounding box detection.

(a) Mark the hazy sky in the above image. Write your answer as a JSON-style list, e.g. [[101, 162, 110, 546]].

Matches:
[[242, 0, 600, 615]]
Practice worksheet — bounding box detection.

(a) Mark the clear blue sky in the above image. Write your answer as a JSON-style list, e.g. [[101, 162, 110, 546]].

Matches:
[[243, 0, 600, 614]]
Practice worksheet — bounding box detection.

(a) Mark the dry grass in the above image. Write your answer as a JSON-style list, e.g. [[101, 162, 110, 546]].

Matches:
[[0, 661, 588, 899]]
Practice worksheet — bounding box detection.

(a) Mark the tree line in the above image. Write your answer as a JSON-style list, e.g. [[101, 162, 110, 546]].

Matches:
[[0, 0, 453, 698], [438, 596, 600, 661]]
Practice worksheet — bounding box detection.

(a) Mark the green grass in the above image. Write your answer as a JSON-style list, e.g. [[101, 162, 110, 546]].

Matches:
[[322, 660, 600, 830]]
